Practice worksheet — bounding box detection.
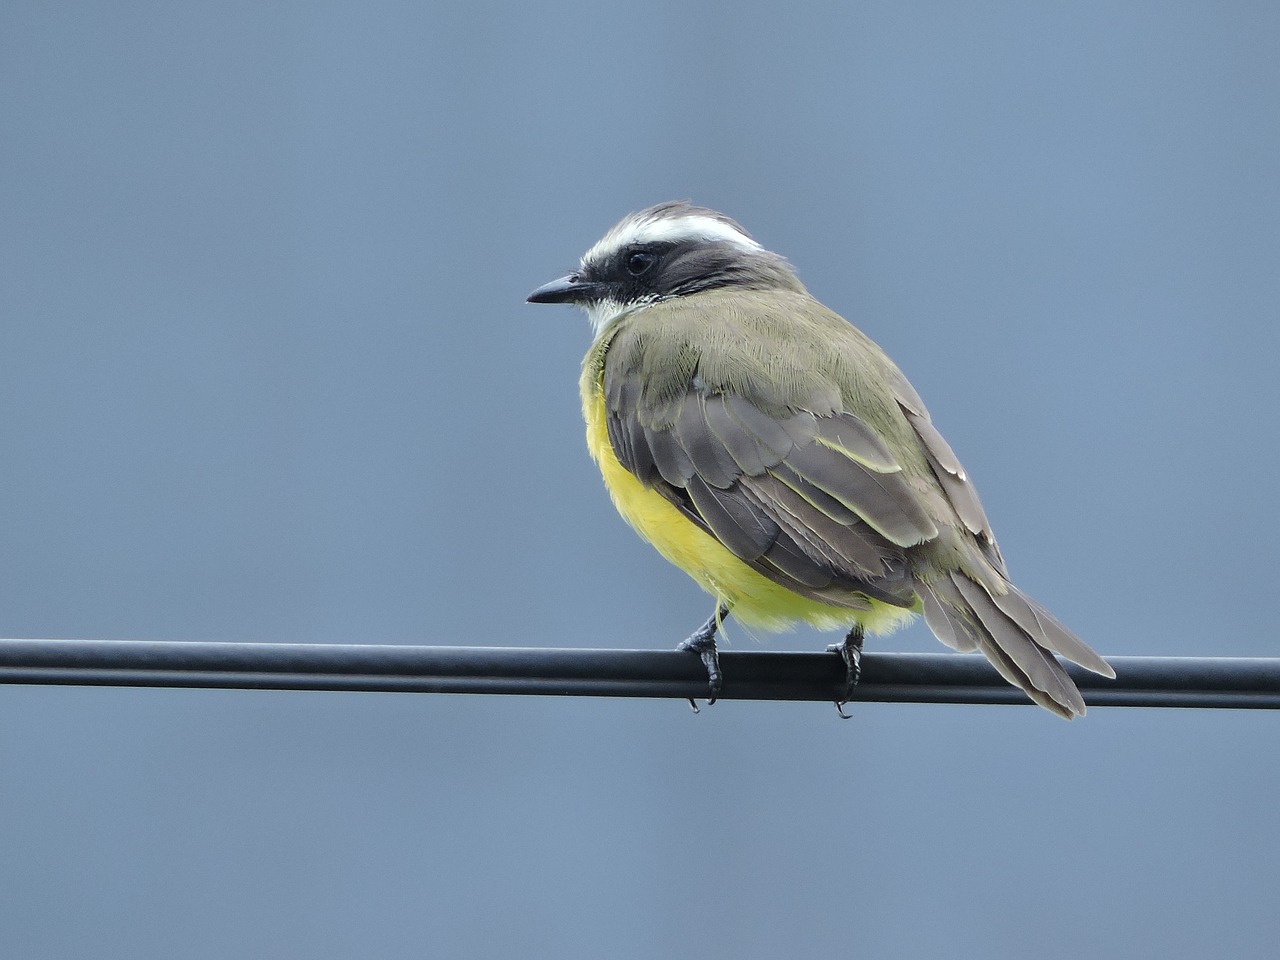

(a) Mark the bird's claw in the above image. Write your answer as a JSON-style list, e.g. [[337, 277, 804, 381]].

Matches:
[[678, 632, 722, 705], [678, 604, 729, 708], [828, 627, 864, 719]]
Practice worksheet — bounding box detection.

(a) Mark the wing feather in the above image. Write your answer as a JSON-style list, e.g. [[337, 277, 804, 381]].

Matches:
[[675, 395, 742, 489], [767, 461, 861, 525], [814, 413, 900, 472], [721, 394, 801, 461], [760, 529, 844, 590], [702, 393, 773, 475], [604, 378, 657, 483], [899, 403, 1005, 572], [684, 475, 780, 560], [783, 442, 938, 546], [602, 366, 920, 608], [644, 401, 696, 487], [741, 474, 906, 586]]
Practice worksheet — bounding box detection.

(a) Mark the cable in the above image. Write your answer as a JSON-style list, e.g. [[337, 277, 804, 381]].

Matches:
[[0, 638, 1275, 708]]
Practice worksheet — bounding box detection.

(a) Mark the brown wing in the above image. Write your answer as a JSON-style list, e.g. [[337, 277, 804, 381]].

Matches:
[[888, 369, 1007, 575], [604, 370, 931, 610]]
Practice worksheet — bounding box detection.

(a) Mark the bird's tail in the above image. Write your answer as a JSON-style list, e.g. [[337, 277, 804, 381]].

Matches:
[[919, 571, 1115, 718]]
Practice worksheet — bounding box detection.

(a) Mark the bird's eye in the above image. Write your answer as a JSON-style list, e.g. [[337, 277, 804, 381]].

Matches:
[[624, 250, 658, 276]]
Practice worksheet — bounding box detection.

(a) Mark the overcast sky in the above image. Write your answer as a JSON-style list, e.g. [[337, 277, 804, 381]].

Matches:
[[2, 2, 1278, 957]]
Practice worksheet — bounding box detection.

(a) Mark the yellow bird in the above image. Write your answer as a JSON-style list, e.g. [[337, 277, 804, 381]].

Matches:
[[528, 202, 1114, 717]]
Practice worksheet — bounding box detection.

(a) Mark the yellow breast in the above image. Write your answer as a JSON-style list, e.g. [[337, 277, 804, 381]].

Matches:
[[580, 370, 917, 635]]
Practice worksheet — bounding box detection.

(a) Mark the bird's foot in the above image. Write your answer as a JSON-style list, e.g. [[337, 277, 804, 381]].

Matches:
[[677, 604, 730, 708], [827, 626, 864, 719]]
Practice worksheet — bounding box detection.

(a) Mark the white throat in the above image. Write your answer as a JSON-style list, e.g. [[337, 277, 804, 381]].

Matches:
[[585, 297, 649, 338]]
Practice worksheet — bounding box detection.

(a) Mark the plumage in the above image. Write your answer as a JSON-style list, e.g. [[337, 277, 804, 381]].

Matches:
[[918, 575, 978, 652], [529, 201, 1114, 717], [674, 395, 741, 489], [989, 584, 1114, 676], [739, 473, 911, 598], [762, 530, 846, 591], [781, 441, 937, 546], [814, 413, 900, 472], [683, 475, 779, 560], [951, 573, 1085, 717], [902, 406, 993, 542], [702, 393, 774, 475], [644, 414, 697, 487], [767, 460, 863, 526], [720, 394, 812, 456]]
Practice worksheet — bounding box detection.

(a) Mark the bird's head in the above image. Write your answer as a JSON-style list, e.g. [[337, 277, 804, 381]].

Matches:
[[526, 201, 804, 333]]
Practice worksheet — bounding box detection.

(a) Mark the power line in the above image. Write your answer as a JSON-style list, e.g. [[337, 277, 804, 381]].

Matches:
[[0, 638, 1276, 708]]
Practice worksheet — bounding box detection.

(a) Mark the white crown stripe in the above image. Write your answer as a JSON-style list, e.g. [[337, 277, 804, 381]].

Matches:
[[584, 213, 761, 265]]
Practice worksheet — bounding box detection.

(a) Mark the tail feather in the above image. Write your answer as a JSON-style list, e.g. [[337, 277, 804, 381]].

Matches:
[[989, 587, 1116, 679], [971, 633, 1081, 719], [920, 572, 1112, 719], [951, 574, 1086, 717], [919, 575, 979, 653]]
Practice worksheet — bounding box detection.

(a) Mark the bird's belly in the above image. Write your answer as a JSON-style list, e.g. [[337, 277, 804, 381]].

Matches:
[[583, 390, 915, 634]]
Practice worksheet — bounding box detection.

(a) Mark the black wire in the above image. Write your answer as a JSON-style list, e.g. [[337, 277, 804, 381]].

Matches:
[[0, 638, 1276, 708]]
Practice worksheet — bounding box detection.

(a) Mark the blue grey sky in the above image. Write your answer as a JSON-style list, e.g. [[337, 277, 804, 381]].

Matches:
[[2, 2, 1278, 957]]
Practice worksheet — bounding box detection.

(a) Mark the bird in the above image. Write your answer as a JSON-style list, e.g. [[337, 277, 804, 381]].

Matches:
[[527, 201, 1114, 718]]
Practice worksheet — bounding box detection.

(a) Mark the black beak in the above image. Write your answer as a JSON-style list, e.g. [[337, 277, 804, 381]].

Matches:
[[526, 274, 597, 304]]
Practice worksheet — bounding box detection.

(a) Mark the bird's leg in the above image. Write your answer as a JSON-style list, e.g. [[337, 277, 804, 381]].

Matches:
[[677, 603, 731, 709], [827, 625, 864, 719]]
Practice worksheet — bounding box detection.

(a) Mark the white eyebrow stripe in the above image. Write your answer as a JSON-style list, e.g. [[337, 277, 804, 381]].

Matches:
[[584, 213, 762, 264]]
